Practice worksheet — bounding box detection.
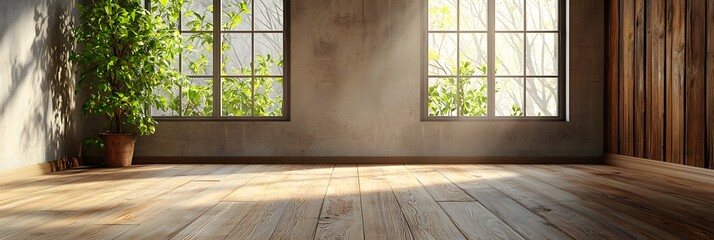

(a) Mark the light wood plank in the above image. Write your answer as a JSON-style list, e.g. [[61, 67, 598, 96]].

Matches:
[[431, 165, 492, 189], [9, 223, 136, 240], [440, 202, 523, 240], [271, 165, 334, 240], [380, 165, 466, 240], [405, 164, 474, 202], [462, 187, 571, 239], [105, 181, 214, 225], [0, 166, 149, 208], [192, 164, 245, 181], [49, 165, 202, 212], [222, 164, 294, 201], [0, 164, 711, 239], [116, 166, 260, 239], [223, 165, 311, 240], [314, 165, 364, 240], [170, 202, 254, 240], [496, 165, 580, 202], [0, 165, 192, 238], [358, 165, 413, 240], [64, 165, 252, 239], [172, 165, 292, 240]]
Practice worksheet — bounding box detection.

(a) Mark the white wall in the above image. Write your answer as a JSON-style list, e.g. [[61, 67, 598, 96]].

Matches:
[[0, 0, 83, 171]]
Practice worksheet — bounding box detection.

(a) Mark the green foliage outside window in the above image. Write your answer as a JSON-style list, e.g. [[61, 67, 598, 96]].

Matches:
[[156, 0, 284, 117]]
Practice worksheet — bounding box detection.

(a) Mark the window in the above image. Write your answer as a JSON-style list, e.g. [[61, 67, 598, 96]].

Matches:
[[424, 0, 564, 120], [152, 0, 288, 120]]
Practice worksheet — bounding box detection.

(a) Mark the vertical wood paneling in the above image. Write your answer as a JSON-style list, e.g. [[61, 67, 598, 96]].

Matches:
[[705, 1, 714, 169], [665, 0, 686, 164], [607, 0, 713, 169], [646, 0, 665, 161], [685, 0, 706, 168], [607, 0, 620, 154], [634, 0, 646, 157], [620, 0, 635, 156]]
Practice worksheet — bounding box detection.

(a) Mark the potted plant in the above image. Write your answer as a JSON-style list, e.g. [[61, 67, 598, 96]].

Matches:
[[71, 0, 183, 167]]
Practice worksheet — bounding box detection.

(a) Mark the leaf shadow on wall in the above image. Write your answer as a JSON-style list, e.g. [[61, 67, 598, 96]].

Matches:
[[0, 0, 82, 165]]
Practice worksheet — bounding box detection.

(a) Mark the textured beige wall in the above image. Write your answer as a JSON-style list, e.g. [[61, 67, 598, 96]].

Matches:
[[0, 0, 83, 171], [96, 0, 604, 158]]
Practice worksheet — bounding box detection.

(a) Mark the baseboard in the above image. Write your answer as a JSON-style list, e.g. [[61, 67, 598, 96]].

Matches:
[[604, 153, 714, 183], [132, 156, 603, 164], [0, 157, 82, 180], [0, 163, 53, 180]]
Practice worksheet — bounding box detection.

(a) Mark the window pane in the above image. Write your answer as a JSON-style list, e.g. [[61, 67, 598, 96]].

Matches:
[[495, 0, 524, 31], [182, 33, 214, 76], [459, 33, 488, 76], [222, 33, 252, 75], [428, 33, 457, 76], [495, 33, 524, 76], [460, 0, 487, 31], [526, 33, 558, 76], [151, 84, 181, 116], [222, 0, 253, 31], [182, 0, 214, 31], [428, 0, 458, 31], [253, 77, 283, 116], [255, 0, 283, 31], [254, 33, 284, 76], [460, 78, 488, 116], [495, 78, 524, 116], [526, 78, 558, 116], [526, 0, 558, 30], [428, 78, 458, 116], [222, 77, 253, 116], [181, 78, 213, 116]]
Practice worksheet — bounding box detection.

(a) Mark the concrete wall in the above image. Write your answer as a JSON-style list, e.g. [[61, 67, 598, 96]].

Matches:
[[0, 0, 83, 171], [121, 0, 604, 158]]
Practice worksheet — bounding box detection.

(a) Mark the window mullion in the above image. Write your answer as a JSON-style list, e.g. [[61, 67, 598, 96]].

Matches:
[[250, 0, 256, 117], [456, 0, 461, 117], [522, 0, 527, 116], [212, 0, 221, 118], [178, 2, 184, 117], [487, 0, 496, 118]]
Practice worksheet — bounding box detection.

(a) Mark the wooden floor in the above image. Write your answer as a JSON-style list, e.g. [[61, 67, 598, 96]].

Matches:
[[0, 164, 713, 239]]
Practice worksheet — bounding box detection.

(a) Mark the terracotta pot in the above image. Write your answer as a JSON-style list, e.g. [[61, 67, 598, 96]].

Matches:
[[99, 133, 136, 167]]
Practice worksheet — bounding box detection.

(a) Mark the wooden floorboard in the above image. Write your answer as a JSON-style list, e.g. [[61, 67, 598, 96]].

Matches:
[[314, 165, 364, 240], [440, 202, 523, 239], [380, 165, 465, 240], [0, 164, 711, 239], [358, 165, 413, 240], [509, 164, 683, 239], [405, 164, 474, 202]]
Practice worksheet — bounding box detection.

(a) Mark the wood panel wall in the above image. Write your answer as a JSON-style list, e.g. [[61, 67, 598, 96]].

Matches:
[[606, 0, 714, 169]]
